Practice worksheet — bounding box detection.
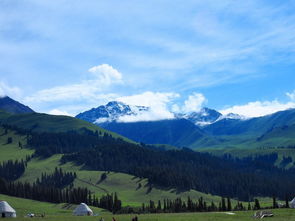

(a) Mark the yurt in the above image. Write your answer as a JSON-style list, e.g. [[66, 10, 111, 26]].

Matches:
[[0, 201, 16, 218], [290, 198, 295, 208], [73, 203, 93, 216]]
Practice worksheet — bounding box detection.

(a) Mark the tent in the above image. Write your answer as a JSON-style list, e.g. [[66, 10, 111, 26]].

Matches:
[[0, 201, 16, 218], [73, 203, 93, 216], [290, 198, 295, 208]]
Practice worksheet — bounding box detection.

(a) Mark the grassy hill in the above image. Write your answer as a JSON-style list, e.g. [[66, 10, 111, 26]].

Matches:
[[0, 125, 224, 206], [18, 154, 223, 207], [0, 111, 132, 142]]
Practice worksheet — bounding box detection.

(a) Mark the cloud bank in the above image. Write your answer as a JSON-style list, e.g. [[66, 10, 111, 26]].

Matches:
[[116, 91, 179, 122], [220, 94, 295, 118], [0, 81, 21, 98], [24, 64, 122, 103]]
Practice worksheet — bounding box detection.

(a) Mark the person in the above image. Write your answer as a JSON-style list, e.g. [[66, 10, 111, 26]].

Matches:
[[112, 217, 117, 221]]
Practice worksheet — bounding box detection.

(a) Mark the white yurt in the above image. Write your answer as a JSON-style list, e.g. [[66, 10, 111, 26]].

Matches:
[[290, 198, 295, 208], [0, 201, 16, 218], [73, 203, 93, 216]]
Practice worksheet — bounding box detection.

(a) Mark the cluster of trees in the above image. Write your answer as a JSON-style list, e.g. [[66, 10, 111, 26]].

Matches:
[[0, 177, 90, 204], [0, 177, 121, 213], [139, 197, 262, 213], [36, 168, 77, 189], [96, 193, 122, 213], [0, 159, 26, 181], [61, 144, 295, 201], [27, 130, 126, 158]]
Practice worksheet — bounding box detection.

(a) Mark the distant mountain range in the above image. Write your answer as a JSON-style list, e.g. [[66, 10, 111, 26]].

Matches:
[[2, 96, 295, 150], [76, 101, 244, 126], [76, 101, 295, 149], [0, 96, 34, 114]]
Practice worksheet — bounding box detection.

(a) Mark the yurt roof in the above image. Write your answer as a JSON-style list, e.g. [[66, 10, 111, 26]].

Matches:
[[73, 203, 93, 213], [0, 201, 16, 213]]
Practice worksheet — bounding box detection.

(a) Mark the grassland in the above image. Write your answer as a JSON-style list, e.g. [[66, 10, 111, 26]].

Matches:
[[18, 154, 223, 207], [0, 111, 133, 142], [0, 127, 33, 162], [1, 194, 294, 221]]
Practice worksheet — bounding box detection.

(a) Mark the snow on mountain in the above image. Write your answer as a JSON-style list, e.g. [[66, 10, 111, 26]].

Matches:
[[217, 113, 247, 121], [76, 101, 149, 124], [177, 107, 222, 126], [76, 101, 247, 126]]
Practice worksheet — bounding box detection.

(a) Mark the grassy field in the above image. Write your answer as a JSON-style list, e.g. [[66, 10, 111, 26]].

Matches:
[[18, 154, 223, 207], [0, 127, 33, 162], [1, 194, 294, 221]]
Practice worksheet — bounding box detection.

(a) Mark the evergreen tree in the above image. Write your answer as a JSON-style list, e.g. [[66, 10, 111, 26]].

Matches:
[[285, 196, 289, 208], [221, 198, 226, 211], [272, 196, 278, 208], [227, 197, 232, 211], [254, 199, 260, 210]]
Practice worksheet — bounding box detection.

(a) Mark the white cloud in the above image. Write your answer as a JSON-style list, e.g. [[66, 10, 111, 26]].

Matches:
[[88, 64, 123, 86], [48, 109, 73, 116], [182, 93, 206, 113], [116, 91, 179, 122], [286, 90, 295, 101], [0, 81, 22, 98], [24, 64, 122, 103], [220, 100, 295, 118]]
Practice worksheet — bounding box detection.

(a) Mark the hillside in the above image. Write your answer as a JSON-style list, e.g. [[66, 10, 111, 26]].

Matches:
[[102, 119, 211, 147], [204, 108, 295, 136], [0, 111, 132, 143], [0, 126, 224, 206]]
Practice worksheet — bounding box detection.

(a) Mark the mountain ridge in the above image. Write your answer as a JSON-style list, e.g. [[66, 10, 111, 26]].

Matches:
[[0, 96, 34, 114]]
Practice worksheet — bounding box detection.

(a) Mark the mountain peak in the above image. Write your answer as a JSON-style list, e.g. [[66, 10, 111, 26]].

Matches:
[[0, 96, 34, 114], [178, 107, 222, 126], [76, 101, 149, 124]]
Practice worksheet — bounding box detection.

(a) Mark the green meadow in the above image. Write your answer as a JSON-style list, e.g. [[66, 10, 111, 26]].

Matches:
[[1, 194, 295, 221]]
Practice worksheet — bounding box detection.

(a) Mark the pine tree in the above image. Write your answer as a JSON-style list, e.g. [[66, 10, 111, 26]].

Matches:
[[272, 196, 278, 208], [248, 202, 251, 210], [285, 196, 289, 208], [227, 197, 232, 211], [221, 198, 226, 211], [254, 199, 260, 210]]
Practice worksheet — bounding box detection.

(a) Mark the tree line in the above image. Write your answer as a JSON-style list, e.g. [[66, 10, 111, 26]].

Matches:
[[0, 177, 121, 213], [0, 159, 27, 181], [61, 144, 295, 201], [36, 167, 77, 189]]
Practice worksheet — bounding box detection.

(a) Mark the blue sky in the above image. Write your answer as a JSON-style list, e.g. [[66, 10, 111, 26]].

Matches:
[[1, 0, 295, 119]]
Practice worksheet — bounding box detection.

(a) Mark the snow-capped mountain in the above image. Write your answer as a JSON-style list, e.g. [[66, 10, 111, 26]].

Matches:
[[76, 101, 149, 124], [76, 101, 246, 126], [217, 113, 246, 121], [176, 107, 222, 126]]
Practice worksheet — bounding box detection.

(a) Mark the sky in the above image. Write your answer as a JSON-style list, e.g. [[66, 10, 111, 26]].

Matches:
[[1, 0, 295, 120]]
